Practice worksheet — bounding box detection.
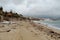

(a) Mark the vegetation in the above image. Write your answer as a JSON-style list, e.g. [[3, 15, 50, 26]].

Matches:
[[0, 7, 25, 21]]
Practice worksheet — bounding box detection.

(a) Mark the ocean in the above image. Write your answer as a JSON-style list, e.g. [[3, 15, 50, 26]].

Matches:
[[33, 20, 60, 30]]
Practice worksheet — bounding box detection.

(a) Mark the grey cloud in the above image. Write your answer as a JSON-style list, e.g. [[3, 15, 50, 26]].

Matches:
[[0, 0, 60, 18], [24, 0, 60, 17], [12, 0, 25, 4]]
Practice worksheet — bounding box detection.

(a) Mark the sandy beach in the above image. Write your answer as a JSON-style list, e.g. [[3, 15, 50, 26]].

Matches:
[[0, 20, 60, 40]]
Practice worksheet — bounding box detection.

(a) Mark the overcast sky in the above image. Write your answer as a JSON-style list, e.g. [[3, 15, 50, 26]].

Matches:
[[0, 0, 60, 17]]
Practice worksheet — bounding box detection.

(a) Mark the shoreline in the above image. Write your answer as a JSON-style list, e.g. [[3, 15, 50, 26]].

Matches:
[[0, 20, 60, 40], [33, 20, 60, 30], [32, 20, 60, 39]]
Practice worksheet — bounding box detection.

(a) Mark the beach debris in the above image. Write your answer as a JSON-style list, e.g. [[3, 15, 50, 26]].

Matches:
[[35, 33, 38, 35], [12, 27, 16, 29], [31, 30, 33, 32], [0, 25, 5, 28], [0, 29, 11, 33], [50, 31, 54, 33], [0, 21, 16, 24], [58, 36, 60, 38], [6, 30, 11, 32]]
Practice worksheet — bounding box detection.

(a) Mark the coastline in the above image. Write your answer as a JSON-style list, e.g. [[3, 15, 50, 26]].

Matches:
[[0, 20, 60, 40], [33, 20, 60, 31], [32, 20, 60, 40]]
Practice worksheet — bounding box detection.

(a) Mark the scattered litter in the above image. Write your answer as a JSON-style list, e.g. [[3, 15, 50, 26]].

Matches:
[[6, 30, 11, 32], [0, 21, 16, 24]]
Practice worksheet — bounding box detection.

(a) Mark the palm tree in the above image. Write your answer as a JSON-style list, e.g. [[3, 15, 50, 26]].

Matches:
[[0, 7, 3, 15], [0, 7, 3, 11]]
